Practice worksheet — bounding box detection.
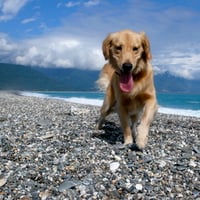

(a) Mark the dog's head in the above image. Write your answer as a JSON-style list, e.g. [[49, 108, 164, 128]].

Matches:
[[102, 30, 151, 74], [102, 30, 152, 92]]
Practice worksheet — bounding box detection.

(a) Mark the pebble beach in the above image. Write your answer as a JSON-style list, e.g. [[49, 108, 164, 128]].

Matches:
[[0, 92, 200, 200]]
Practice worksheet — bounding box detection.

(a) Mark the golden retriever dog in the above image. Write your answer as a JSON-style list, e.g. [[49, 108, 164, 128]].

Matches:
[[96, 30, 157, 150]]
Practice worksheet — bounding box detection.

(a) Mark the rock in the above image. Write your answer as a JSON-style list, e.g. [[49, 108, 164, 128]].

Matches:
[[0, 116, 7, 122], [39, 133, 54, 140], [39, 190, 51, 200], [78, 185, 87, 196], [159, 160, 167, 168], [194, 183, 200, 191], [189, 160, 197, 167], [135, 183, 143, 191], [70, 106, 89, 115], [193, 146, 200, 154], [58, 180, 79, 192], [0, 177, 7, 187], [110, 162, 120, 172], [115, 179, 126, 189], [125, 183, 135, 193]]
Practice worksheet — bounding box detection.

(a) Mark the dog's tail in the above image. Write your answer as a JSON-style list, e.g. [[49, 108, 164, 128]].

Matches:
[[96, 63, 114, 91], [96, 74, 110, 91]]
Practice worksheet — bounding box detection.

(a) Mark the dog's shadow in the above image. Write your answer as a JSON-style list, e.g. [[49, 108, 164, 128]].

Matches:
[[94, 119, 143, 152], [95, 120, 123, 145]]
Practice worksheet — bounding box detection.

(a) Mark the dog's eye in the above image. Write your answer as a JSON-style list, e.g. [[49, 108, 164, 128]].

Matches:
[[115, 46, 122, 51], [133, 47, 139, 51]]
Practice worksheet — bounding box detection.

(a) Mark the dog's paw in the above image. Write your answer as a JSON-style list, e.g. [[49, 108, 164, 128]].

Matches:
[[135, 135, 148, 149], [136, 125, 149, 149], [96, 122, 102, 130], [129, 143, 143, 152], [96, 116, 105, 130], [124, 136, 133, 145], [96, 118, 103, 130]]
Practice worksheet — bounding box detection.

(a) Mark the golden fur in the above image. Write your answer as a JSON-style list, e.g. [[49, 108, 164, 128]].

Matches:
[[96, 30, 157, 149]]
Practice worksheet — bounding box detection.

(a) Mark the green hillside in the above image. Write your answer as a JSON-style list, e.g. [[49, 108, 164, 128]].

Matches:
[[34, 67, 99, 91], [0, 63, 68, 91], [154, 72, 200, 93]]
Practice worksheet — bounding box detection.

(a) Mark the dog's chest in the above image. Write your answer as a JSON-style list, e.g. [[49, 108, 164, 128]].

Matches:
[[120, 94, 144, 114]]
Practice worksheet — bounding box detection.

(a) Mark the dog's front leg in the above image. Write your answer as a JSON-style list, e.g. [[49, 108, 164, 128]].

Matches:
[[96, 86, 115, 129], [118, 106, 133, 145], [136, 98, 157, 149]]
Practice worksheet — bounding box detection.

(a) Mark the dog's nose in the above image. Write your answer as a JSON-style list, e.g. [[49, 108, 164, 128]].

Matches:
[[122, 63, 132, 73]]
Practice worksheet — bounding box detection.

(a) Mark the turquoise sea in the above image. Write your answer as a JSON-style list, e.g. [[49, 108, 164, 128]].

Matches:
[[22, 91, 200, 118]]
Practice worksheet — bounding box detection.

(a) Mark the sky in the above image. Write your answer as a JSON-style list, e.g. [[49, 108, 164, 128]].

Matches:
[[0, 0, 200, 80]]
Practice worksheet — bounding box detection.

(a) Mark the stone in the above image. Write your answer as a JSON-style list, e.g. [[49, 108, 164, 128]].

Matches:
[[159, 160, 167, 168], [0, 177, 7, 187], [58, 180, 79, 192], [110, 162, 120, 172], [135, 184, 143, 191]]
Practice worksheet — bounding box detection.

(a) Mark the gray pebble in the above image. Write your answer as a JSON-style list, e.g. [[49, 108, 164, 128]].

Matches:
[[58, 180, 79, 192]]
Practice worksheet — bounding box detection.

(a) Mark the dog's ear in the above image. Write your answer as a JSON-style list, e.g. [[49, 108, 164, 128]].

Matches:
[[102, 33, 114, 60], [141, 32, 152, 60]]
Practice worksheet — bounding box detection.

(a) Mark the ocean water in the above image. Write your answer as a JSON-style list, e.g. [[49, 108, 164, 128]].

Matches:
[[21, 91, 200, 118]]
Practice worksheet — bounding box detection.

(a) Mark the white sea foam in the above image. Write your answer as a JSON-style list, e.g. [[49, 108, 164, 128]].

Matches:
[[64, 98, 200, 118], [20, 91, 49, 98], [65, 98, 200, 117], [63, 97, 103, 106], [158, 106, 200, 118], [61, 97, 200, 117], [21, 92, 200, 118]]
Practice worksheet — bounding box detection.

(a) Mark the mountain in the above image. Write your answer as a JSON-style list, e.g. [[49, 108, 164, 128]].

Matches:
[[0, 63, 68, 91], [154, 72, 200, 93], [33, 67, 99, 91], [0, 63, 99, 91], [36, 67, 200, 93], [0, 63, 200, 93]]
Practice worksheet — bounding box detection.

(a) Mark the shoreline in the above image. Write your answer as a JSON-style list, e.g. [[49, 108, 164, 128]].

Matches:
[[0, 92, 199, 199], [9, 90, 200, 118]]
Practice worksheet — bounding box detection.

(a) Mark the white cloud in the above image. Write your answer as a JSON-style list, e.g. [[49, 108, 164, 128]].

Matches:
[[65, 0, 99, 8], [21, 17, 36, 24], [0, 0, 28, 21], [153, 46, 200, 80], [65, 1, 80, 8], [84, 0, 100, 7], [0, 37, 14, 51], [5, 34, 105, 69], [0, 33, 15, 50], [0, 33, 18, 63]]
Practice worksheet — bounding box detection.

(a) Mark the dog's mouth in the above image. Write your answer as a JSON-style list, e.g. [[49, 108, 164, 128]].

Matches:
[[119, 71, 134, 93]]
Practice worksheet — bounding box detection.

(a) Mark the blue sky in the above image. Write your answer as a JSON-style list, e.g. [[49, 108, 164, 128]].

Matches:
[[0, 0, 200, 79]]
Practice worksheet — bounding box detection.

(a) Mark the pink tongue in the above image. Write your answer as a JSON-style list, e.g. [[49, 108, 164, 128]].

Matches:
[[120, 73, 134, 92]]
